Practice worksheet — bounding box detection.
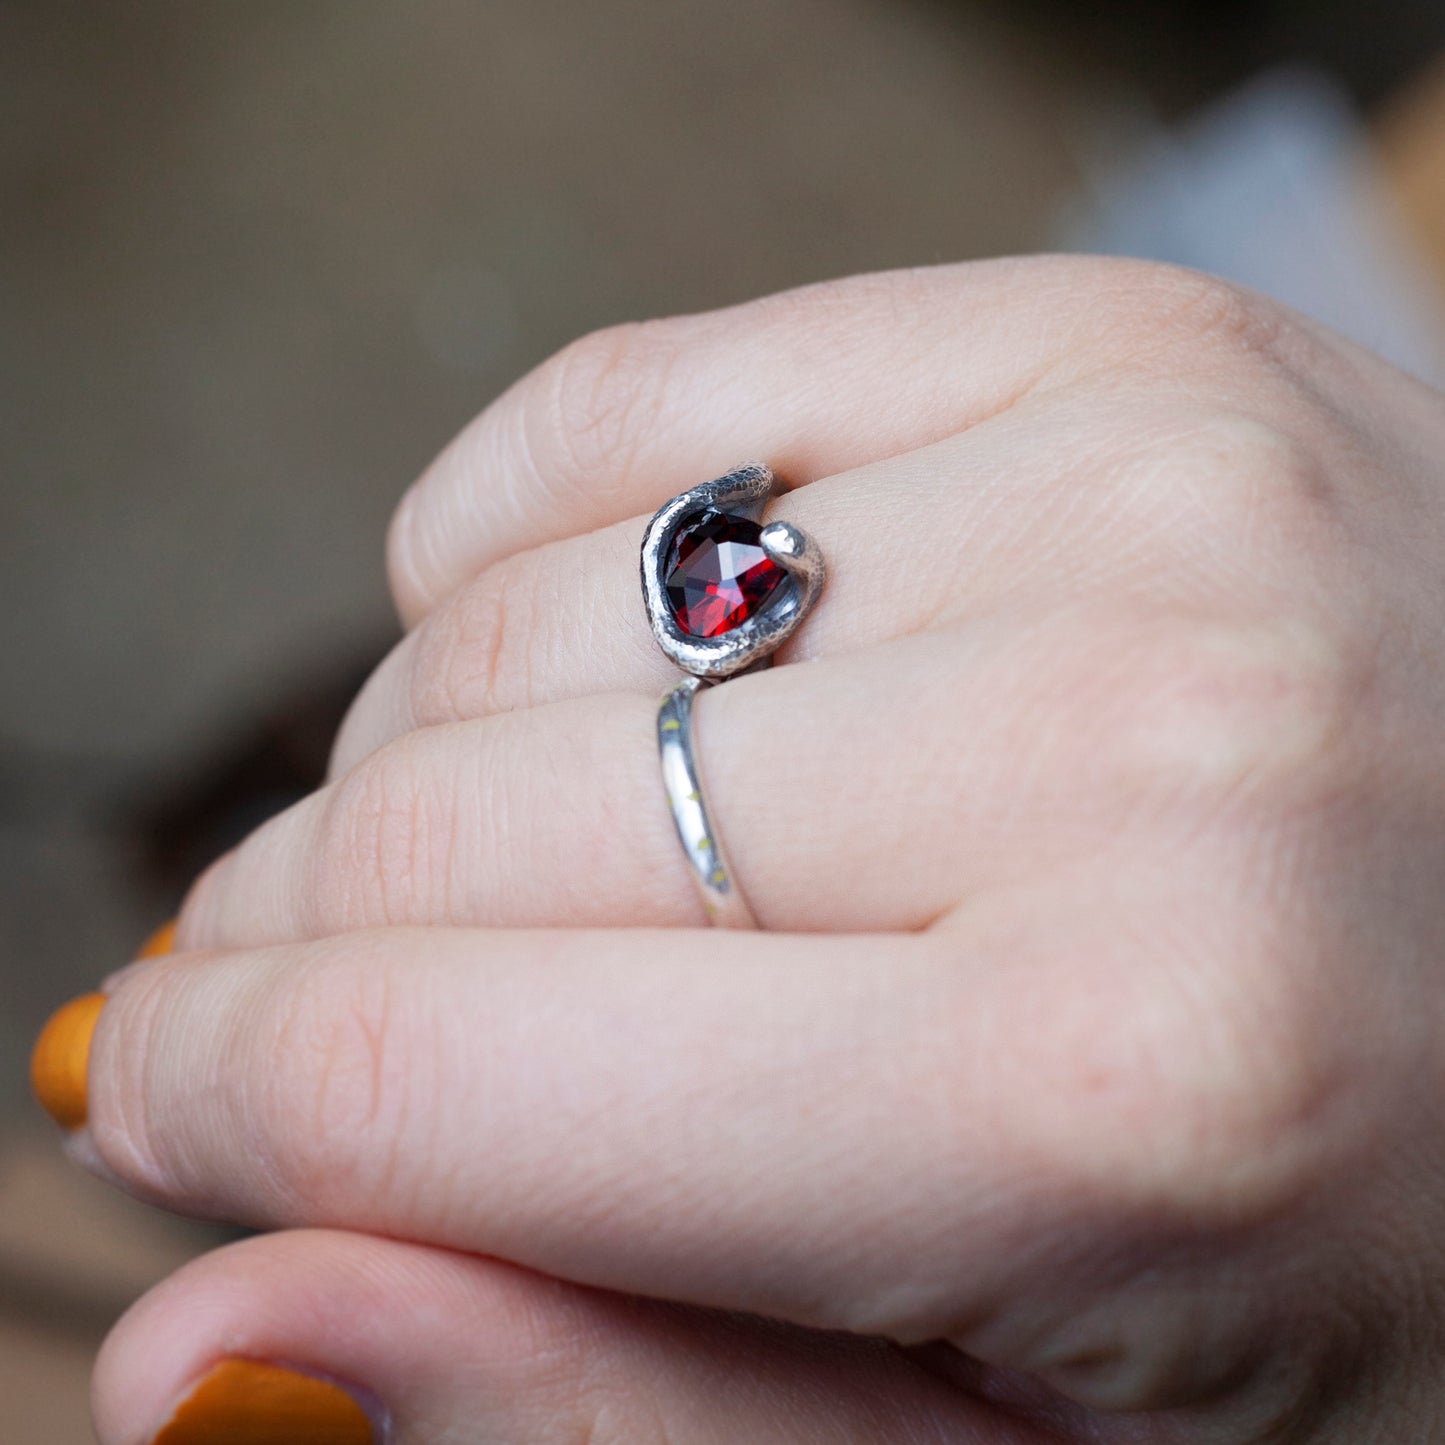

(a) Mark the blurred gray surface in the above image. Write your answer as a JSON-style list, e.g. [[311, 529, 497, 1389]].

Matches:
[[0, 2, 1076, 1438], [1065, 67, 1445, 385], [2, 0, 1075, 1084]]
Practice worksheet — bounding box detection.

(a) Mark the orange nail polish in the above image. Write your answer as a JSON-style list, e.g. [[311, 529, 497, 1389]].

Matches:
[[138, 919, 178, 959], [29, 992, 106, 1131], [152, 1360, 374, 1445]]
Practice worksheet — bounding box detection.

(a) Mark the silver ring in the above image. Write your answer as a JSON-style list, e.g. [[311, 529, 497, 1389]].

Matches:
[[641, 463, 826, 927], [656, 676, 757, 928]]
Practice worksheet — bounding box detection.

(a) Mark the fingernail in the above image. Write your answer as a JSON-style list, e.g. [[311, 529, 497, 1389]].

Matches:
[[31, 923, 176, 1132], [151, 1360, 376, 1445], [30, 992, 106, 1131], [138, 919, 179, 959]]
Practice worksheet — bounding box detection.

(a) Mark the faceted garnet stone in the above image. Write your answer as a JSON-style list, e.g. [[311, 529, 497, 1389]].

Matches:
[[665, 510, 786, 637]]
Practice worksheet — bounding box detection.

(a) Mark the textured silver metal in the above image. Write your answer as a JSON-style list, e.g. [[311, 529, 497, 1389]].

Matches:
[[643, 463, 826, 929], [656, 675, 758, 929], [640, 462, 826, 680]]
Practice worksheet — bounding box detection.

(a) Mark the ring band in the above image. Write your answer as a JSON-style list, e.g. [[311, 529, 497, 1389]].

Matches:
[[641, 463, 826, 927], [657, 676, 757, 929]]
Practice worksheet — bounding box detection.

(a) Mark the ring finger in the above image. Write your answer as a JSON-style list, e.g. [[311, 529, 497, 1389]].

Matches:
[[179, 601, 1196, 947]]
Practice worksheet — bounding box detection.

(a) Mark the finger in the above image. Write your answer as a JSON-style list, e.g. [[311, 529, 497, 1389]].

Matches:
[[338, 383, 1241, 778], [184, 608, 1196, 946], [386, 254, 1219, 625], [195, 583, 1293, 948], [94, 1230, 1035, 1444], [191, 650, 944, 943], [80, 892, 1285, 1372], [84, 929, 998, 1336]]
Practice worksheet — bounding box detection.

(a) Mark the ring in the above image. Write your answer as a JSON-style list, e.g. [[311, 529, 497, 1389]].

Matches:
[[641, 463, 826, 926]]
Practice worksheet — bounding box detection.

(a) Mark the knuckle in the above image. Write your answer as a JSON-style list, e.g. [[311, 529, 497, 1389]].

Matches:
[[92, 946, 416, 1220], [1143, 944, 1346, 1222], [89, 966, 183, 1189], [257, 943, 421, 1216], [315, 740, 444, 930], [463, 1297, 677, 1445], [1007, 615, 1376, 1227], [411, 554, 535, 722], [530, 320, 679, 503], [555, 1392, 672, 1445], [1106, 613, 1363, 816], [1015, 929, 1345, 1229], [1156, 413, 1340, 585], [1108, 263, 1300, 372], [1172, 411, 1323, 513], [1158, 269, 1291, 363]]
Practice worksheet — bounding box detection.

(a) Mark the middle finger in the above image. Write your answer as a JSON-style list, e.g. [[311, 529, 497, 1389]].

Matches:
[[330, 389, 1238, 779]]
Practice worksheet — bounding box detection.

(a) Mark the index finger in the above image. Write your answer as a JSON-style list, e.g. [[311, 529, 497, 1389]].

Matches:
[[385, 255, 1180, 625], [77, 912, 1291, 1396]]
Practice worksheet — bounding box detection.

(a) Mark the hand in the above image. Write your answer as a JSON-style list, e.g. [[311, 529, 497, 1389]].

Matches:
[[57, 258, 1445, 1442]]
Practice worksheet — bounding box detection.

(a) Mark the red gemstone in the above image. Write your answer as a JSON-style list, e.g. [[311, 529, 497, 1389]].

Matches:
[[665, 511, 786, 637]]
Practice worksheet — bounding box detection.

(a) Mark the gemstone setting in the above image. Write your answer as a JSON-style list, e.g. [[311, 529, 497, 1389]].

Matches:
[[664, 510, 787, 638]]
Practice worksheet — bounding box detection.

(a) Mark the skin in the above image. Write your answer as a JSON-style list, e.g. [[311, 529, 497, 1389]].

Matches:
[[78, 256, 1445, 1442]]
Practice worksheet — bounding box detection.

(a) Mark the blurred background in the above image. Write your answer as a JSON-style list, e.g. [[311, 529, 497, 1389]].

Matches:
[[6, 1, 1445, 1437]]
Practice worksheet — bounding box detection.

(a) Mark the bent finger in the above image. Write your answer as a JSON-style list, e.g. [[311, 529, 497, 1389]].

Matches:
[[339, 384, 1242, 779], [81, 928, 998, 1336], [386, 254, 1198, 625], [185, 645, 964, 943], [79, 903, 1271, 1355], [94, 1230, 1032, 1444], [184, 614, 1176, 946]]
